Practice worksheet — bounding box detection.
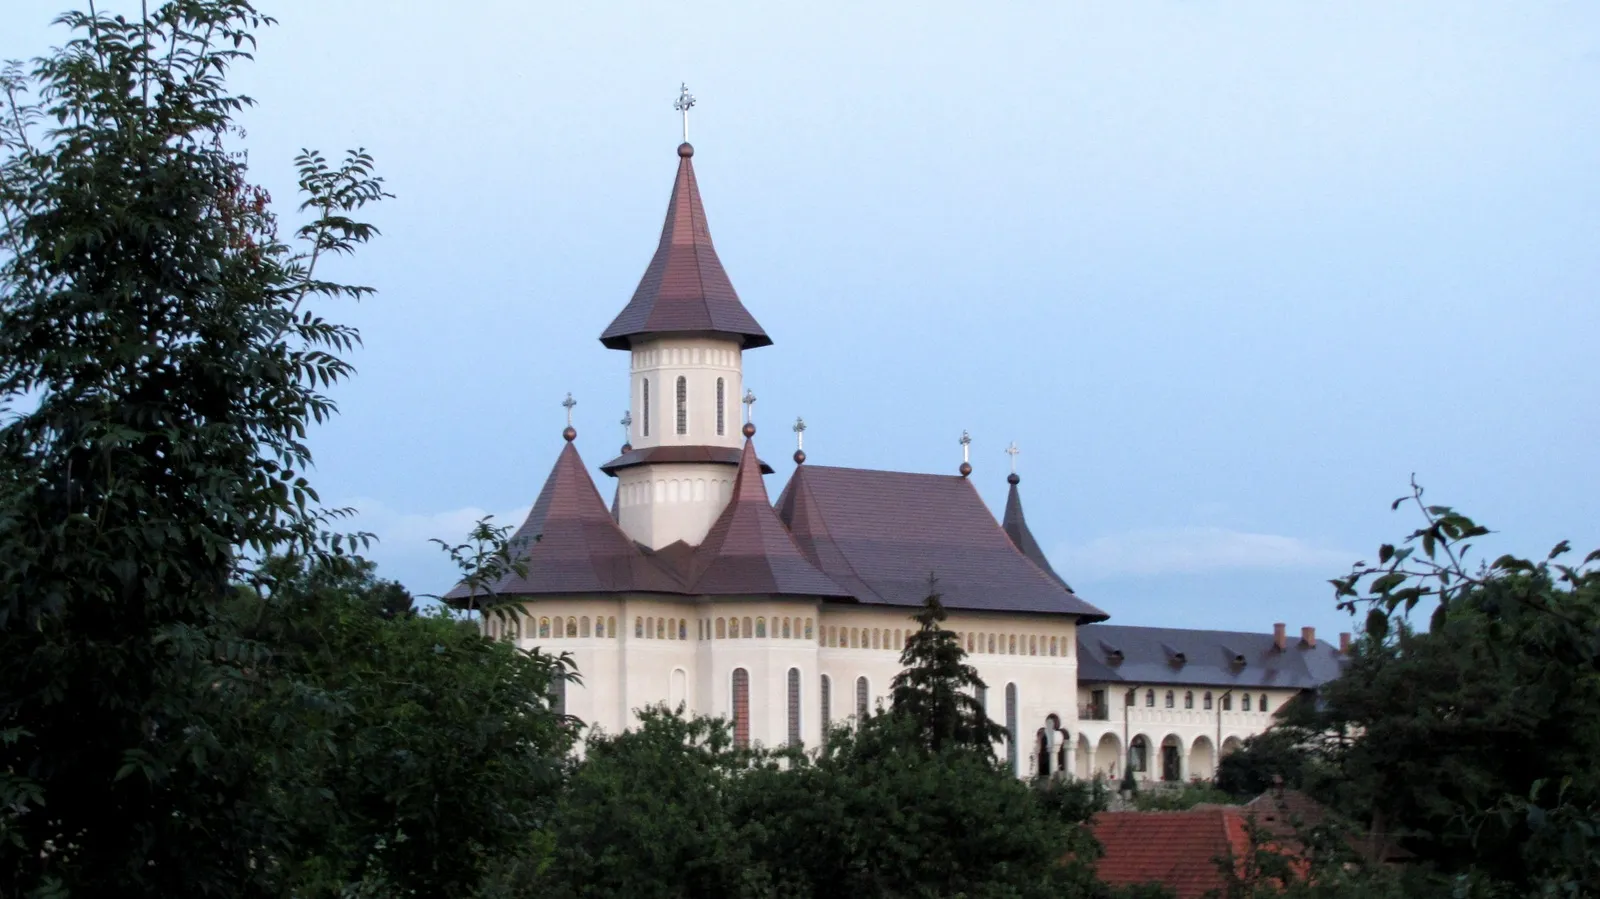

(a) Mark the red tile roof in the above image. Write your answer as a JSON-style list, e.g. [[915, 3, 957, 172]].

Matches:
[[773, 465, 1108, 619], [443, 442, 682, 604], [1090, 809, 1254, 899], [689, 440, 851, 597], [599, 144, 771, 351], [1001, 476, 1072, 591]]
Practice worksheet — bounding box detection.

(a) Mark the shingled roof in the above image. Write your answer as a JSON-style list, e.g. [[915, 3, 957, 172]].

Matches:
[[1074, 623, 1347, 689], [773, 465, 1108, 620], [1001, 475, 1072, 591], [599, 143, 771, 350], [443, 441, 681, 604], [689, 440, 851, 597], [1091, 809, 1262, 899]]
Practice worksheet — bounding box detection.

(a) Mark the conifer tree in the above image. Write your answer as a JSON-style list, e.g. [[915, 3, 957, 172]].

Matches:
[[889, 579, 1007, 753]]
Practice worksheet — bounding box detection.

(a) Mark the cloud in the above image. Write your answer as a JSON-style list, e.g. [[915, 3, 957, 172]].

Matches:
[[1053, 527, 1352, 581], [339, 497, 531, 595]]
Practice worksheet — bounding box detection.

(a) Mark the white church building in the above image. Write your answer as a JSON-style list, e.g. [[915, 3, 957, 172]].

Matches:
[[451, 129, 1348, 783]]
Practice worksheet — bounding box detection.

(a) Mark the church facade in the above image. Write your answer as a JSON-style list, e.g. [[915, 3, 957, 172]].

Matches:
[[452, 137, 1347, 782]]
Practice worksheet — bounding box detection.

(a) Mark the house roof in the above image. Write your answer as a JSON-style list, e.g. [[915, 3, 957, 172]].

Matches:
[[442, 441, 682, 604], [689, 440, 852, 597], [773, 464, 1109, 620], [599, 143, 771, 350], [1075, 623, 1347, 690], [1090, 809, 1254, 899], [1001, 475, 1072, 591], [599, 443, 774, 476]]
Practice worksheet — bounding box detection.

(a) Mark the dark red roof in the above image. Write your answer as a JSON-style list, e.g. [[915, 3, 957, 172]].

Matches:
[[773, 465, 1108, 619], [443, 442, 681, 604], [1001, 477, 1072, 591], [1090, 809, 1253, 899], [689, 440, 850, 597], [599, 443, 774, 476], [599, 144, 770, 350]]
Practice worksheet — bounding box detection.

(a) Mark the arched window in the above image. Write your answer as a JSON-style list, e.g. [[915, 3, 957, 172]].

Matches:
[[679, 619, 687, 640], [756, 617, 766, 638], [641, 379, 650, 437], [1145, 689, 1155, 707], [1005, 684, 1019, 774], [787, 668, 801, 746], [595, 617, 605, 638], [743, 617, 753, 639], [977, 684, 988, 714], [1222, 693, 1233, 711], [550, 676, 566, 717], [1009, 635, 1017, 654], [988, 634, 996, 654], [1260, 695, 1271, 714], [782, 617, 791, 639], [729, 617, 740, 639], [1050, 636, 1058, 656], [1029, 635, 1038, 656], [539, 617, 551, 639], [1165, 690, 1175, 708], [856, 676, 869, 720], [608, 616, 617, 638], [871, 629, 880, 650], [820, 674, 831, 744], [1130, 735, 1148, 772], [828, 626, 837, 647], [635, 616, 643, 638], [1184, 691, 1194, 709], [1242, 694, 1253, 712], [1125, 689, 1136, 707], [567, 617, 577, 638], [716, 378, 726, 436], [675, 376, 687, 435], [716, 617, 726, 639], [580, 616, 591, 638], [805, 618, 814, 640], [1204, 691, 1213, 710], [966, 633, 975, 652], [731, 668, 750, 748], [507, 616, 521, 641]]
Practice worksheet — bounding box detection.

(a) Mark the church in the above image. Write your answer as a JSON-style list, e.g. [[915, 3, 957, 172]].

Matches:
[[450, 115, 1348, 783]]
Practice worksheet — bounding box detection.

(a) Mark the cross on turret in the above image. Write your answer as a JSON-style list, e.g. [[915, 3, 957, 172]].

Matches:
[[673, 83, 695, 143]]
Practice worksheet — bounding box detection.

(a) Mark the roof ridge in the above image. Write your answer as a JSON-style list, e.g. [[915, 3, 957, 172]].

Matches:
[[777, 465, 884, 603]]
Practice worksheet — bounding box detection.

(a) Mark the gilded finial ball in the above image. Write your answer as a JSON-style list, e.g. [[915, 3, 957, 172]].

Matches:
[[678, 142, 694, 158], [563, 426, 577, 443], [793, 449, 806, 465], [1007, 472, 1020, 486], [621, 442, 633, 454], [959, 461, 973, 478], [742, 421, 756, 438]]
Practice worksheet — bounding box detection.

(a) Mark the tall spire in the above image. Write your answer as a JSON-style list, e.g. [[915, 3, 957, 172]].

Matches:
[[598, 98, 771, 351], [1001, 461, 1073, 592]]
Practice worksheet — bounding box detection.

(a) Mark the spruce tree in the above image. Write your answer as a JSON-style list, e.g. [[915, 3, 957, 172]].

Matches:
[[889, 579, 1007, 753]]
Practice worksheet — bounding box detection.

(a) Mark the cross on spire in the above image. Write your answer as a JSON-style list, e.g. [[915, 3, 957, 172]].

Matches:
[[674, 83, 696, 143], [960, 430, 972, 463], [620, 410, 632, 438], [1005, 441, 1020, 475], [793, 416, 806, 450], [562, 392, 577, 426], [742, 388, 757, 423]]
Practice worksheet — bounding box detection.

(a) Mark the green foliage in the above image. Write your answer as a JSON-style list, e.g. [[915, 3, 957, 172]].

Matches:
[[1131, 783, 1237, 811], [889, 582, 1008, 753], [1215, 730, 1317, 800]]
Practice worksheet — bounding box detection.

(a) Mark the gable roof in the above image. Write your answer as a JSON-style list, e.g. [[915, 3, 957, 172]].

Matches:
[[773, 464, 1108, 620], [689, 440, 851, 597], [1092, 808, 1297, 899], [599, 143, 771, 350], [443, 441, 681, 604], [1075, 623, 1347, 689], [1001, 475, 1072, 591]]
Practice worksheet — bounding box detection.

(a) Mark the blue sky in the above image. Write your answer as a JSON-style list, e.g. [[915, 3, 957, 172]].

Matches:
[[4, 2, 1597, 639]]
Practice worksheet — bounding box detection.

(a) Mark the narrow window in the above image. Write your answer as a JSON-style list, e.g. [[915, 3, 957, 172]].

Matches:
[[716, 377, 726, 436], [567, 617, 577, 638], [580, 616, 591, 638], [716, 617, 726, 639], [1009, 635, 1017, 655], [787, 668, 802, 746], [1165, 690, 1175, 708], [732, 668, 750, 748], [729, 618, 739, 639], [1184, 691, 1194, 709], [539, 617, 550, 639], [756, 617, 766, 638], [1005, 684, 1019, 773], [1204, 691, 1214, 710], [550, 676, 566, 717], [595, 617, 605, 638], [828, 626, 837, 647], [1145, 689, 1155, 707], [1243, 694, 1253, 712], [635, 617, 643, 638], [1049, 636, 1058, 656], [743, 617, 753, 639], [642, 379, 650, 437], [1260, 695, 1271, 714], [871, 629, 880, 650], [856, 676, 869, 720], [820, 674, 831, 744], [988, 634, 996, 654], [1222, 694, 1233, 711], [805, 618, 814, 640], [782, 618, 792, 639], [608, 616, 617, 638], [679, 620, 687, 640], [966, 633, 975, 652], [1030, 635, 1038, 656], [977, 684, 988, 714], [507, 616, 521, 641], [675, 376, 687, 435], [657, 618, 666, 640]]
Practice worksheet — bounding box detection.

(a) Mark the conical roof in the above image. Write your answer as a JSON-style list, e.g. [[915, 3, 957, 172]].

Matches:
[[599, 143, 771, 350], [444, 441, 681, 604], [1002, 476, 1073, 591], [690, 438, 848, 596]]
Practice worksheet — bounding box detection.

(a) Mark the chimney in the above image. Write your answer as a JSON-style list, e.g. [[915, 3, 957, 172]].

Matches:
[[1339, 632, 1351, 654], [1301, 626, 1316, 648], [1273, 623, 1287, 652]]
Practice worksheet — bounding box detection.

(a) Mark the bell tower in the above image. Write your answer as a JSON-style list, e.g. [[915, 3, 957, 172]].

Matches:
[[598, 90, 773, 549]]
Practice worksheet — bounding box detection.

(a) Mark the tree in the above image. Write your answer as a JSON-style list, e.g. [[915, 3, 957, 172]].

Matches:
[[889, 582, 1007, 753], [1214, 729, 1317, 799], [0, 4, 387, 894]]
